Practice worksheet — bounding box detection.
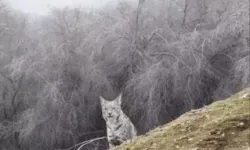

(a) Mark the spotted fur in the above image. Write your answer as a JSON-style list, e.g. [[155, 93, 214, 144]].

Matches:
[[100, 94, 137, 149]]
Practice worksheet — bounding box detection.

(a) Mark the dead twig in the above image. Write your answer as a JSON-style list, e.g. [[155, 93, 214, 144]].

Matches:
[[66, 136, 107, 150]]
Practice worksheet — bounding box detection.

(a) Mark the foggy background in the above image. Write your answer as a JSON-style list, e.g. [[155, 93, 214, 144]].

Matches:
[[0, 0, 249, 150], [6, 0, 128, 15]]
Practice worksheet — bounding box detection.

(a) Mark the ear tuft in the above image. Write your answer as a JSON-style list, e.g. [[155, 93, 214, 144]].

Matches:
[[116, 93, 122, 105], [100, 96, 106, 105]]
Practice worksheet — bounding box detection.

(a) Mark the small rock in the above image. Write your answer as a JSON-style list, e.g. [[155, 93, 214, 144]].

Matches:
[[221, 133, 225, 137], [239, 122, 244, 126]]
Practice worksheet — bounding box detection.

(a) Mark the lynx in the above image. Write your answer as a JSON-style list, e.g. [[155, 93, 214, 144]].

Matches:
[[100, 94, 137, 149]]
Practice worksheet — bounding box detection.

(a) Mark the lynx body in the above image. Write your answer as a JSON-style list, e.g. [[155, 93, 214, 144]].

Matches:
[[100, 94, 137, 149]]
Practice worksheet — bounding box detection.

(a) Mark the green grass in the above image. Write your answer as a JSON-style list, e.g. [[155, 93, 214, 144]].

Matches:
[[114, 87, 250, 150]]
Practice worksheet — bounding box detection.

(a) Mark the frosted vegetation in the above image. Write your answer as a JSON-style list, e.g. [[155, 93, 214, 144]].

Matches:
[[0, 0, 249, 149]]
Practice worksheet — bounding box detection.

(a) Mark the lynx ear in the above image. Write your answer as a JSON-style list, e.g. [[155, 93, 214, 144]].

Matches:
[[116, 93, 122, 105], [100, 96, 107, 105]]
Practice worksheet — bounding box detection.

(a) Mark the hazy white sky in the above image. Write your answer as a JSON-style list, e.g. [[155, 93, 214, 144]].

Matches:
[[6, 0, 114, 15]]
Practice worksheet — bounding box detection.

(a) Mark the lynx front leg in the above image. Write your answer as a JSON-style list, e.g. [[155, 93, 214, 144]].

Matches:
[[108, 142, 115, 149], [107, 132, 118, 149], [109, 136, 123, 149]]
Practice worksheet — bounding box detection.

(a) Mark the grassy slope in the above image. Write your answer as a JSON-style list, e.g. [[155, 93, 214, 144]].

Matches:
[[114, 88, 250, 150]]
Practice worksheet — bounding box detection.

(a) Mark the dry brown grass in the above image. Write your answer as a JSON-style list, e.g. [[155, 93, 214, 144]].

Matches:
[[114, 87, 250, 150]]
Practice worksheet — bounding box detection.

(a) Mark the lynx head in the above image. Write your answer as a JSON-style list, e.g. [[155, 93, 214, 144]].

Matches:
[[100, 94, 122, 121]]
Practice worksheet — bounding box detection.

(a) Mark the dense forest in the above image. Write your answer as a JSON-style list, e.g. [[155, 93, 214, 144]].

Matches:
[[0, 0, 249, 150]]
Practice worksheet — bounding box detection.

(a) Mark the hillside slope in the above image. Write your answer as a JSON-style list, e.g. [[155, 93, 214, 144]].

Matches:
[[114, 88, 250, 150]]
